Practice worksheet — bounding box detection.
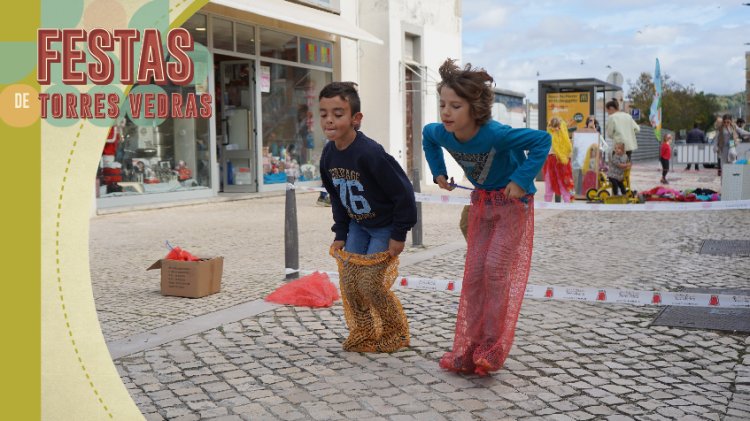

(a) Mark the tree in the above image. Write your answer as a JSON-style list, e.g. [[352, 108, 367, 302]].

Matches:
[[627, 72, 719, 134]]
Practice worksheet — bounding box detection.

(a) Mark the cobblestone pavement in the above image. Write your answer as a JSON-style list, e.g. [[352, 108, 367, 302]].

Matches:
[[90, 160, 749, 420]]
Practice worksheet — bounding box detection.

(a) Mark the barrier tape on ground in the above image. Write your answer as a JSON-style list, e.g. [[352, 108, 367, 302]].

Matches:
[[295, 270, 750, 309], [294, 185, 750, 211]]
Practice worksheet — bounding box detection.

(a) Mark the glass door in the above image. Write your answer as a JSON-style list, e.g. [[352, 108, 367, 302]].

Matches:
[[219, 60, 257, 192]]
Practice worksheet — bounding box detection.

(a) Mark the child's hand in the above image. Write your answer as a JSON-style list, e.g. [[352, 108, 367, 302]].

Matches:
[[504, 181, 526, 199], [388, 239, 405, 257], [435, 175, 455, 191], [331, 240, 345, 251]]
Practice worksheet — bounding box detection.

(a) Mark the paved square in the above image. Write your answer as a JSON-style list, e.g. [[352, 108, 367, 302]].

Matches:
[[91, 161, 750, 420]]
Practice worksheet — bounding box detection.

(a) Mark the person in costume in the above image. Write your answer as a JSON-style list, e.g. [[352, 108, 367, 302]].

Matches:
[[543, 117, 575, 202], [423, 59, 550, 375], [319, 81, 416, 353]]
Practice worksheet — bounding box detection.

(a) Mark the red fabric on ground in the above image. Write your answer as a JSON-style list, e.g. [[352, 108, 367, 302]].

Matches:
[[440, 189, 535, 376], [165, 246, 199, 261], [265, 271, 340, 308]]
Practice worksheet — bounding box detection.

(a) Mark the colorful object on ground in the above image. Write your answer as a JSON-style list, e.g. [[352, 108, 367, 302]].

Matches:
[[641, 186, 720, 202], [164, 242, 199, 261], [265, 271, 340, 308], [439, 189, 534, 376], [649, 58, 662, 142]]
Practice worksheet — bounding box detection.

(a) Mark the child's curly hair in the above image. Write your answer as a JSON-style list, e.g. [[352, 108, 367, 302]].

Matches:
[[437, 58, 495, 126]]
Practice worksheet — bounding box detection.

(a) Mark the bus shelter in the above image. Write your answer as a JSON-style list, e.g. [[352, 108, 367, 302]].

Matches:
[[538, 78, 622, 199]]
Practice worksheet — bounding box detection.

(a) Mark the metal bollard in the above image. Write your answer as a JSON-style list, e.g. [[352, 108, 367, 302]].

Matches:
[[411, 168, 423, 246], [284, 175, 299, 280]]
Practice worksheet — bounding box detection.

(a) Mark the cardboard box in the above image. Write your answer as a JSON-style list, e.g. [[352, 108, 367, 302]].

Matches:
[[147, 257, 223, 298]]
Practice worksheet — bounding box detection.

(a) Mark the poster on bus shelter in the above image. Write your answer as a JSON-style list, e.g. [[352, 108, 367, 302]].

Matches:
[[545, 91, 591, 130], [0, 1, 212, 419]]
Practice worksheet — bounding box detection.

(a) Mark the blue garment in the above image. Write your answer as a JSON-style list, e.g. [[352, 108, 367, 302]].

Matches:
[[320, 131, 417, 242], [344, 221, 392, 254], [422, 121, 551, 194]]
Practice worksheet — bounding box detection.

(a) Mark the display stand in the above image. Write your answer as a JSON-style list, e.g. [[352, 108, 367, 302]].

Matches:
[[572, 129, 601, 198]]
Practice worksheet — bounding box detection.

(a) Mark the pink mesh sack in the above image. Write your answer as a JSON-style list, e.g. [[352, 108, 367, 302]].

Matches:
[[440, 189, 534, 375]]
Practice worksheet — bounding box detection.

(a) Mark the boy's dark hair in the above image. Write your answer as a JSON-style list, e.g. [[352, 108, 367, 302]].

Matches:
[[437, 58, 494, 126], [319, 81, 361, 114], [605, 99, 619, 110]]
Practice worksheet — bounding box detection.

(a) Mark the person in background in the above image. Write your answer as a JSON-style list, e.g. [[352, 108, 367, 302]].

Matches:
[[585, 115, 602, 134], [660, 133, 673, 184], [685, 122, 705, 171], [543, 117, 574, 203], [605, 99, 640, 161], [712, 114, 743, 176], [735, 118, 750, 141], [316, 191, 332, 206], [608, 142, 630, 195]]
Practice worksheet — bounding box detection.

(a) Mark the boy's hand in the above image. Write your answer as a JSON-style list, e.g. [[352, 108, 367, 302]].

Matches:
[[388, 239, 405, 257], [435, 175, 455, 191], [504, 181, 526, 199], [331, 240, 345, 251]]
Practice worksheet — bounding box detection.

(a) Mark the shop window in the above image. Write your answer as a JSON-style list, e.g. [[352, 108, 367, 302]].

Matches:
[[212, 18, 233, 51], [260, 62, 331, 184], [235, 23, 255, 55], [98, 25, 213, 200], [183, 13, 207, 46], [97, 87, 212, 199], [260, 28, 298, 62]]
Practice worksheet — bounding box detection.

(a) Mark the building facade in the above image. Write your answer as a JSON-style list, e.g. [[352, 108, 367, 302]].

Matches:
[[356, 0, 462, 182], [95, 0, 462, 211]]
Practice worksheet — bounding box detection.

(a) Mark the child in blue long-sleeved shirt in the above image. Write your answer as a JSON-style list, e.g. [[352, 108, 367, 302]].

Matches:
[[423, 59, 550, 376]]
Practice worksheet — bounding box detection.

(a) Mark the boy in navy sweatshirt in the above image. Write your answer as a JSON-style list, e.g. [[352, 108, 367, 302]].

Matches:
[[319, 81, 416, 353], [319, 82, 417, 256]]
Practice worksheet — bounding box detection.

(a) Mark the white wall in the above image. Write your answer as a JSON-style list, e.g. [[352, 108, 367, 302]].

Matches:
[[338, 0, 360, 82], [356, 0, 462, 186]]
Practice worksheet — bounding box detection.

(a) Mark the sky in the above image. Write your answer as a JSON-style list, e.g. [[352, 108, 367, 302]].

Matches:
[[461, 0, 750, 103]]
